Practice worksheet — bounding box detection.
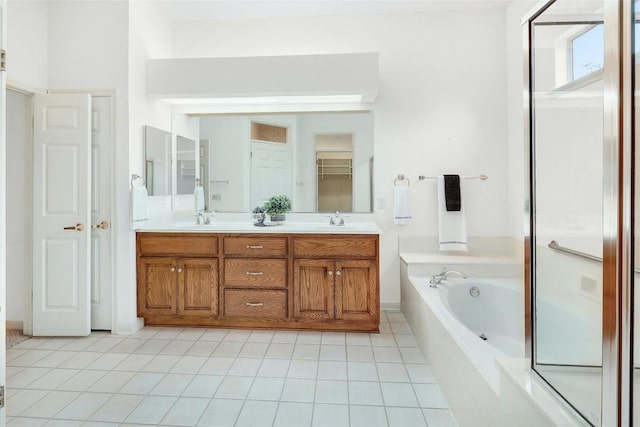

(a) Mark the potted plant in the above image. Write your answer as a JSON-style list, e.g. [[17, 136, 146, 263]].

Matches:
[[263, 195, 292, 223], [251, 206, 266, 226]]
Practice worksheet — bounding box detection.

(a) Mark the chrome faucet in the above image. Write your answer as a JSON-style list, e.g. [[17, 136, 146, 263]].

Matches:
[[195, 212, 210, 225], [429, 268, 468, 287], [329, 211, 345, 226]]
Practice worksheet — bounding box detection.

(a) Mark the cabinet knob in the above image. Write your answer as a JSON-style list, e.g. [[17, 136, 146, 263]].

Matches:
[[328, 271, 333, 276], [170, 267, 176, 272], [177, 268, 183, 273], [335, 270, 342, 276]]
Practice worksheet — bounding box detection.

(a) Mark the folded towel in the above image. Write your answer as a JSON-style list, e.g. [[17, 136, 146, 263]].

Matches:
[[131, 185, 149, 228], [437, 175, 467, 251], [195, 185, 205, 212], [444, 174, 461, 211], [394, 185, 412, 225]]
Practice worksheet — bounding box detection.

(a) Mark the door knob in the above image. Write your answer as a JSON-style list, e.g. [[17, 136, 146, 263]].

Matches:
[[63, 223, 84, 231], [92, 221, 109, 230]]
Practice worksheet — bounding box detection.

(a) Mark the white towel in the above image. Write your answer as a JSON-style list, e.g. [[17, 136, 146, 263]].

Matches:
[[437, 176, 467, 251], [131, 185, 149, 228], [195, 185, 205, 212], [394, 186, 412, 225]]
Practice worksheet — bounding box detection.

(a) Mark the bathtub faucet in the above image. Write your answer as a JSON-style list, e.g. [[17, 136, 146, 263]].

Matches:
[[429, 268, 468, 287]]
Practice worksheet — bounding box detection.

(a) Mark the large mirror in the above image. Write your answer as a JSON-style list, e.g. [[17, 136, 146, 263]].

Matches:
[[198, 111, 374, 213], [143, 125, 172, 196]]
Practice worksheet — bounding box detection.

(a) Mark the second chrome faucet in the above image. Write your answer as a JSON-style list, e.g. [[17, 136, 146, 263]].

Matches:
[[429, 268, 468, 287]]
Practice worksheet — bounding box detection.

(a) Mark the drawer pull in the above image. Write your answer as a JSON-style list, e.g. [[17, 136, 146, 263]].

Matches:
[[246, 245, 264, 249], [246, 271, 264, 276], [245, 302, 264, 307]]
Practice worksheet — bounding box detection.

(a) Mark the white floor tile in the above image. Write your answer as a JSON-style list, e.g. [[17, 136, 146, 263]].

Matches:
[[6, 366, 24, 379], [140, 354, 181, 373], [257, 359, 291, 377], [199, 329, 229, 341], [119, 372, 165, 395], [273, 401, 313, 427], [43, 420, 83, 427], [8, 417, 48, 426], [160, 397, 209, 426], [170, 355, 207, 374], [228, 357, 262, 376], [370, 334, 396, 347], [199, 356, 235, 375], [89, 394, 145, 423], [348, 381, 384, 406], [160, 339, 196, 355], [373, 347, 403, 363], [406, 364, 436, 383], [133, 339, 169, 354], [212, 341, 244, 357], [177, 328, 206, 341], [129, 327, 162, 339], [319, 345, 347, 361], [124, 395, 176, 424], [247, 330, 275, 343], [247, 377, 285, 400], [8, 350, 54, 367], [186, 340, 219, 357], [321, 332, 346, 345], [150, 373, 194, 396], [7, 367, 53, 388], [88, 371, 136, 393], [287, 360, 318, 379], [272, 331, 298, 344], [317, 360, 347, 380], [347, 346, 375, 362], [85, 353, 128, 371], [265, 343, 295, 359], [235, 400, 279, 427], [350, 405, 389, 427], [239, 342, 269, 358], [296, 332, 322, 344], [346, 333, 372, 346], [113, 354, 155, 372], [110, 339, 146, 353], [386, 407, 427, 427], [53, 392, 111, 420], [154, 328, 184, 340], [29, 368, 80, 390], [31, 351, 77, 368], [6, 349, 27, 362], [59, 338, 100, 352], [414, 383, 449, 408], [315, 379, 348, 404], [390, 322, 412, 334], [386, 312, 407, 323], [6, 389, 49, 416], [400, 347, 427, 364], [58, 352, 103, 369], [348, 362, 379, 381], [182, 374, 223, 398], [214, 375, 254, 399], [224, 330, 251, 342], [20, 390, 79, 418], [380, 382, 419, 407], [84, 338, 124, 353], [422, 408, 460, 427], [57, 370, 107, 392], [376, 363, 410, 382], [280, 378, 316, 402], [292, 344, 320, 360], [197, 398, 244, 427], [378, 323, 393, 334], [312, 403, 349, 427], [394, 333, 418, 347]]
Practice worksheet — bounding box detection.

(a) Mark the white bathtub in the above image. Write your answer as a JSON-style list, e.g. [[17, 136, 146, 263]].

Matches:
[[400, 267, 525, 426]]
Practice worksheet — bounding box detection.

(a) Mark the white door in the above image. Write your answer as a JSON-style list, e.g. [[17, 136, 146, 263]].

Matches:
[[250, 140, 292, 209], [33, 93, 92, 336], [0, 0, 7, 421], [90, 96, 112, 330]]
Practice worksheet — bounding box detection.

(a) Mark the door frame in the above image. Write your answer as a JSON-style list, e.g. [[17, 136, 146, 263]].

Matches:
[[33, 88, 117, 333]]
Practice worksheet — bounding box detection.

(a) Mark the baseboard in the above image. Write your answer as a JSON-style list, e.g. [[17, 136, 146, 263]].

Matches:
[[381, 302, 401, 311], [6, 320, 24, 330]]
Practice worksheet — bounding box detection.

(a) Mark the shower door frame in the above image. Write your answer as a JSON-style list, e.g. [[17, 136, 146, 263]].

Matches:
[[523, 0, 635, 425]]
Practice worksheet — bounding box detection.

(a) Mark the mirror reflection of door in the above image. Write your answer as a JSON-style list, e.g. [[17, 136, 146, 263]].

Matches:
[[250, 121, 292, 209], [176, 135, 196, 195], [200, 139, 210, 211], [316, 134, 353, 212]]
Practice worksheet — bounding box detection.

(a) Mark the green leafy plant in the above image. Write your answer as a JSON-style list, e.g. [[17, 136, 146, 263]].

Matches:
[[263, 195, 292, 217]]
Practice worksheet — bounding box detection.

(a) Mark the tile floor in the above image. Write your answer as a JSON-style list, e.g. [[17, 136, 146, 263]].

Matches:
[[6, 311, 459, 426]]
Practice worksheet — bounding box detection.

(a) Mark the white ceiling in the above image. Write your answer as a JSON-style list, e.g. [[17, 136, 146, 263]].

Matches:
[[149, 0, 513, 23]]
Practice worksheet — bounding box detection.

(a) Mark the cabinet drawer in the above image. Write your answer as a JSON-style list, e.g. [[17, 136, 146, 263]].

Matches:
[[224, 236, 287, 257], [224, 259, 287, 288], [225, 289, 287, 318], [293, 237, 377, 258], [139, 234, 218, 256]]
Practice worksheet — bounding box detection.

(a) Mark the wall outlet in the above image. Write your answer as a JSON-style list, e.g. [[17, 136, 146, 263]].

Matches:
[[376, 197, 386, 209], [212, 193, 222, 201]]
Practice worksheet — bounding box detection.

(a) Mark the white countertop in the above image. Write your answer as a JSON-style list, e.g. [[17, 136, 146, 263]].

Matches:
[[136, 220, 382, 234]]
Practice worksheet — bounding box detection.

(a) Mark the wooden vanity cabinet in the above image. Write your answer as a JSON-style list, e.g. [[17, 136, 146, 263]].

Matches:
[[137, 232, 379, 331], [137, 234, 219, 324]]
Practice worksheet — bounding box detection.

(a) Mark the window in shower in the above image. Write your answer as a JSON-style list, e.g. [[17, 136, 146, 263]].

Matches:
[[570, 24, 603, 80]]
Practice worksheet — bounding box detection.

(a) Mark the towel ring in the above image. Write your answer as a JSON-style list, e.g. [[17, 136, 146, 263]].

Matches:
[[394, 174, 410, 186], [131, 174, 144, 188]]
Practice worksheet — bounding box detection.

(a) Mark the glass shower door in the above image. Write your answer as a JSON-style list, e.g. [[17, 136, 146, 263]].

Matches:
[[529, 1, 604, 424]]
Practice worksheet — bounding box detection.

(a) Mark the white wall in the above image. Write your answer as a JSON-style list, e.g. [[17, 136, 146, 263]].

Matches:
[[6, 90, 27, 323], [7, 0, 47, 91], [172, 11, 510, 306]]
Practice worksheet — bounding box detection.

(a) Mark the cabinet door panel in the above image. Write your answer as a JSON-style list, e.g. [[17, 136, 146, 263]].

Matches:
[[293, 260, 334, 320], [335, 260, 378, 322], [179, 258, 219, 317], [138, 257, 177, 316]]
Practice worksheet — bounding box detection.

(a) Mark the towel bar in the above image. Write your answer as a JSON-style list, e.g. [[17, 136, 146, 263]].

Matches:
[[418, 174, 488, 181]]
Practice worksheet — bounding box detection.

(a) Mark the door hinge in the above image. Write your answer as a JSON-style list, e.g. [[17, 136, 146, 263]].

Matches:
[[0, 385, 5, 408], [0, 50, 6, 72]]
